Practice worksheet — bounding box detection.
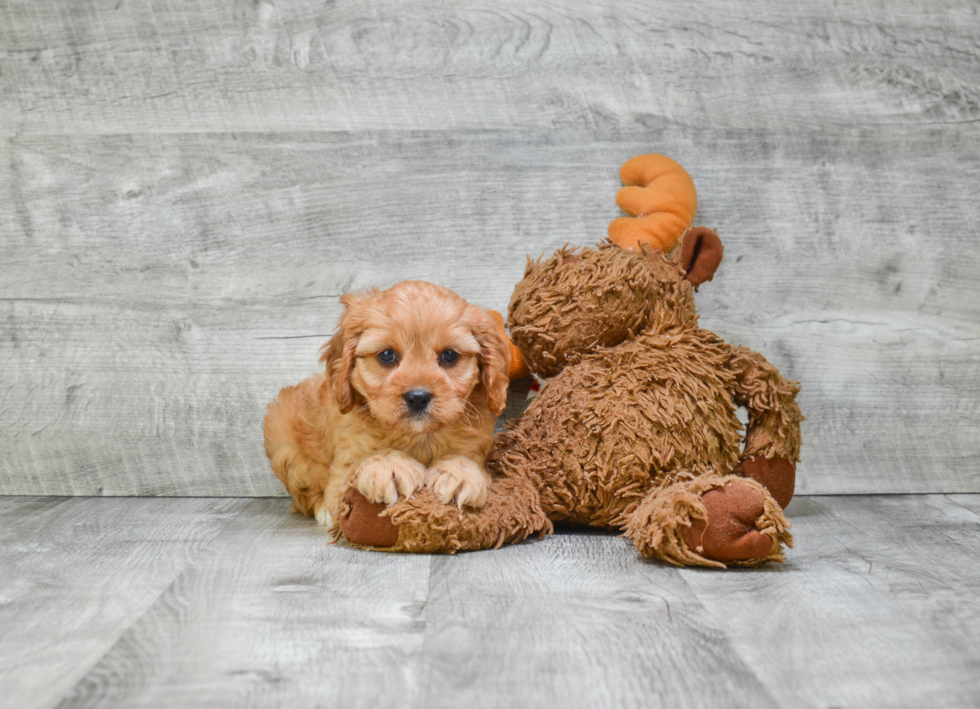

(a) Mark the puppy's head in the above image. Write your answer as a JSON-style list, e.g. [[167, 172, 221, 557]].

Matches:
[[320, 281, 510, 433]]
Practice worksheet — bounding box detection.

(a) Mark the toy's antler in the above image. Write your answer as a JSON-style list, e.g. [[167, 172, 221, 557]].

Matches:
[[608, 154, 698, 252]]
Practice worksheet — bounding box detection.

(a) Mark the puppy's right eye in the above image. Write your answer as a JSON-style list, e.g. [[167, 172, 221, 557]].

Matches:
[[377, 349, 398, 366]]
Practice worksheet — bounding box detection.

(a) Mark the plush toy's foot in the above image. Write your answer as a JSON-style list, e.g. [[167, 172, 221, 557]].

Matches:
[[625, 475, 792, 568], [680, 481, 780, 562], [339, 489, 400, 548], [338, 475, 552, 553], [738, 456, 796, 509]]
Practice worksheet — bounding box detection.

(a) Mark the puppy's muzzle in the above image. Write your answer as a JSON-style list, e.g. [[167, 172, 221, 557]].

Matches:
[[403, 388, 433, 416]]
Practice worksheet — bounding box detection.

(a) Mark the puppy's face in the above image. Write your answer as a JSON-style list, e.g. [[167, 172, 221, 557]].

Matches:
[[322, 282, 509, 433]]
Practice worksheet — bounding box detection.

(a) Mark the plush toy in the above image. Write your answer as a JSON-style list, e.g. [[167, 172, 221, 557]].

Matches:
[[338, 156, 803, 567]]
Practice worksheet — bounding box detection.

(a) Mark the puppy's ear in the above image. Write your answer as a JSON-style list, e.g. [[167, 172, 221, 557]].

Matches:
[[320, 331, 359, 414], [319, 295, 365, 414], [338, 292, 361, 310], [470, 307, 511, 416], [336, 287, 379, 311]]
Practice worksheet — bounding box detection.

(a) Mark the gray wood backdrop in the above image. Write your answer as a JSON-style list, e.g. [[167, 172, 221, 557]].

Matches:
[[1, 0, 978, 497]]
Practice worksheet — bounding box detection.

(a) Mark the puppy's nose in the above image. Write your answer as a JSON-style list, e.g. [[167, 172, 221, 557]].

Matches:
[[403, 389, 433, 413]]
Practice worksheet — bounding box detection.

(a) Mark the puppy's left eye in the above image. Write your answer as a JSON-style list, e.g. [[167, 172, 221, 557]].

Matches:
[[438, 349, 459, 365], [377, 349, 398, 366]]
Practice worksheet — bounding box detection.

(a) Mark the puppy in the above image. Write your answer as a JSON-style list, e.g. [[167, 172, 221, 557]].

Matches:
[[264, 281, 510, 531]]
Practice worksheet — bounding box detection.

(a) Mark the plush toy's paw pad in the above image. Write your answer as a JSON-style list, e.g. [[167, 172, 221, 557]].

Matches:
[[682, 482, 777, 563], [352, 452, 428, 506], [739, 456, 796, 509], [339, 489, 400, 548], [428, 457, 489, 509]]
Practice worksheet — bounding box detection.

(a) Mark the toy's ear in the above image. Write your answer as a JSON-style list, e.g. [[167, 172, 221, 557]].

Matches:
[[680, 226, 724, 286]]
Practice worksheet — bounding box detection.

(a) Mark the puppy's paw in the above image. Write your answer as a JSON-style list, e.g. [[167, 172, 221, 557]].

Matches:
[[428, 457, 490, 509], [312, 503, 340, 540], [314, 505, 334, 528], [352, 451, 428, 506]]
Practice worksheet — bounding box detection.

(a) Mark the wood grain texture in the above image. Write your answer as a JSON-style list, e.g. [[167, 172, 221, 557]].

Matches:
[[0, 496, 247, 709], [2, 127, 978, 495], [1, 0, 979, 496], [53, 498, 434, 709], [1, 0, 978, 134], [414, 533, 778, 709], [682, 495, 980, 708], [2, 494, 978, 708]]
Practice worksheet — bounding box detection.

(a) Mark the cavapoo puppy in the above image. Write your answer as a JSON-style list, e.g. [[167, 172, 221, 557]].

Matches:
[[264, 281, 511, 530]]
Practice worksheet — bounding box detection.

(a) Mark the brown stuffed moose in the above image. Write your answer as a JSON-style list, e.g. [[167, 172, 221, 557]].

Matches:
[[338, 225, 803, 567]]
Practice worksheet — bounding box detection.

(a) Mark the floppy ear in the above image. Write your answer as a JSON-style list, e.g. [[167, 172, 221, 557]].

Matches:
[[680, 226, 724, 286], [319, 331, 359, 414], [471, 307, 511, 416], [319, 294, 365, 414]]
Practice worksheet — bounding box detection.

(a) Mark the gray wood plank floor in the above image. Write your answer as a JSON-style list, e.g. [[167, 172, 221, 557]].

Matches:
[[1, 0, 979, 497], [2, 494, 978, 709]]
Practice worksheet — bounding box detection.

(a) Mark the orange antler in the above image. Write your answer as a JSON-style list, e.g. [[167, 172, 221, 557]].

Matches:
[[607, 154, 698, 252]]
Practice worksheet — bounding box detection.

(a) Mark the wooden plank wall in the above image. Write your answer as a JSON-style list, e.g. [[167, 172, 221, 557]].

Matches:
[[1, 0, 978, 496]]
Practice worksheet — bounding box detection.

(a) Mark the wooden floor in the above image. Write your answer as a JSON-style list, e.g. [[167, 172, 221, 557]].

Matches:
[[2, 494, 979, 709]]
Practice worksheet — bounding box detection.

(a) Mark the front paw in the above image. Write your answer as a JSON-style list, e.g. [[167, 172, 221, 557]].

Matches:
[[428, 457, 489, 509], [351, 452, 427, 506]]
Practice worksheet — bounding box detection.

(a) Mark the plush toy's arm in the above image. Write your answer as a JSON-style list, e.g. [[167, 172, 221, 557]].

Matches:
[[727, 345, 803, 460], [726, 346, 804, 507]]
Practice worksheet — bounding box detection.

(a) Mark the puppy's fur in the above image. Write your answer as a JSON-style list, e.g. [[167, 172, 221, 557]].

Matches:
[[264, 281, 510, 530]]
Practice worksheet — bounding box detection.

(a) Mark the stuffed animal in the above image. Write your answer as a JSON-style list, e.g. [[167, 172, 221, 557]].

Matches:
[[337, 157, 803, 567]]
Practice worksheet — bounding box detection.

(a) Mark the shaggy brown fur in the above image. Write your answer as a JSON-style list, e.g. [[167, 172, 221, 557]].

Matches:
[[339, 231, 804, 567]]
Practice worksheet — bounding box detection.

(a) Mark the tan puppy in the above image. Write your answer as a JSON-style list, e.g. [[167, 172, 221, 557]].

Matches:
[[264, 281, 510, 531]]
